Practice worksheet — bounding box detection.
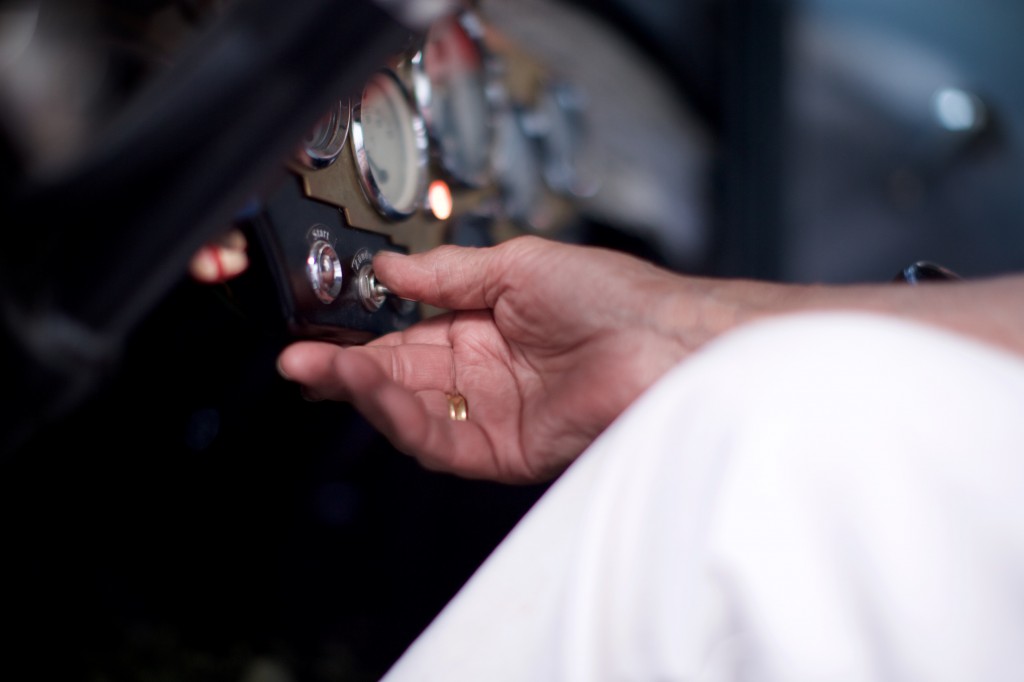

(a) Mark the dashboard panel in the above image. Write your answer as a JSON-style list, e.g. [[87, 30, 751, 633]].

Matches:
[[238, 2, 598, 343]]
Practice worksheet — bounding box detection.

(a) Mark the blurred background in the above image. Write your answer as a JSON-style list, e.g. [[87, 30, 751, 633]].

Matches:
[[2, 0, 1024, 679]]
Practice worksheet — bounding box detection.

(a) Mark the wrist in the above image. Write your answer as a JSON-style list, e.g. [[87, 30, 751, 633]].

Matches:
[[655, 275, 809, 350]]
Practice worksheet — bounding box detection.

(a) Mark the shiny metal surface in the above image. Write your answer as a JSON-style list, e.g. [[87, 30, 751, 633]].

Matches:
[[356, 262, 388, 311], [351, 68, 429, 219], [306, 239, 344, 304], [372, 0, 458, 31], [411, 9, 498, 188], [297, 99, 351, 169]]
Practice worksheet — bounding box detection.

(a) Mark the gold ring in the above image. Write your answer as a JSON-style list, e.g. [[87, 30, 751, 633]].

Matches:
[[447, 393, 468, 421]]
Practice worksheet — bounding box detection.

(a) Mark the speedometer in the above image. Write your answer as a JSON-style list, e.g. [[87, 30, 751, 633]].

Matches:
[[352, 69, 428, 219]]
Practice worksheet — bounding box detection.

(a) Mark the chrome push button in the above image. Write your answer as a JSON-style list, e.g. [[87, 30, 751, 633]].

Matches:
[[307, 240, 344, 304]]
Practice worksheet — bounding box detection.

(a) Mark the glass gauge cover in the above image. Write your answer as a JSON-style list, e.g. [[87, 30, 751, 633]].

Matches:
[[413, 12, 494, 187], [297, 98, 350, 169], [352, 69, 428, 219]]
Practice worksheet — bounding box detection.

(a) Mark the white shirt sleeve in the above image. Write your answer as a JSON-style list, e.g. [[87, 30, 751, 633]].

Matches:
[[382, 312, 1024, 682]]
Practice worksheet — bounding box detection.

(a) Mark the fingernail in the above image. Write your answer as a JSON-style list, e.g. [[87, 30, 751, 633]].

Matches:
[[373, 250, 406, 265], [300, 387, 323, 403]]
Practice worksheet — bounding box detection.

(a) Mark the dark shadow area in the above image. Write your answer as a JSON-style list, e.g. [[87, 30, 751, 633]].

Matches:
[[1, 277, 548, 680]]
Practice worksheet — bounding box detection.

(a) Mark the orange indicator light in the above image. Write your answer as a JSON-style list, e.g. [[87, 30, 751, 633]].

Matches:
[[428, 180, 453, 221]]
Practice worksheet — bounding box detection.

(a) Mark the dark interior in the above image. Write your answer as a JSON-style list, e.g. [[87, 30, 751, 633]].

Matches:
[[2, 0, 1023, 679]]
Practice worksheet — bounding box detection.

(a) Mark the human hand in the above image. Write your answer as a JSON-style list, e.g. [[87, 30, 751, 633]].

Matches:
[[276, 236, 721, 483]]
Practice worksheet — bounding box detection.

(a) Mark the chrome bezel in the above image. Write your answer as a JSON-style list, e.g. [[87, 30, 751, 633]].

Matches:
[[351, 68, 429, 220], [410, 9, 500, 188], [297, 98, 351, 169], [306, 239, 344, 304]]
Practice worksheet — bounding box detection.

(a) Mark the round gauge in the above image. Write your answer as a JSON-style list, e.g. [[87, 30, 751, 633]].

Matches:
[[494, 106, 544, 228], [297, 98, 350, 169], [413, 12, 494, 187], [352, 69, 428, 219]]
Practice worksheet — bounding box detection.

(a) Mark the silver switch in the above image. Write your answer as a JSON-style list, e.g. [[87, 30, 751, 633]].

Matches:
[[357, 262, 390, 311]]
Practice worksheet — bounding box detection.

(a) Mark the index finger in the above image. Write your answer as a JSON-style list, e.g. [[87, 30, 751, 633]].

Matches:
[[374, 243, 506, 310]]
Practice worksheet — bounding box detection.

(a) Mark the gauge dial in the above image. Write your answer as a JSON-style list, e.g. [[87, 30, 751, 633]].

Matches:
[[297, 98, 350, 169], [414, 12, 494, 187], [352, 69, 427, 219]]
